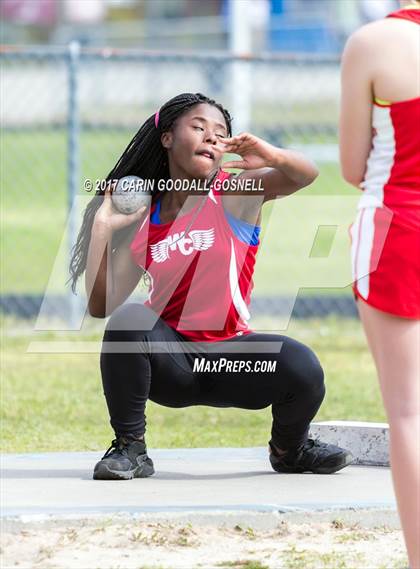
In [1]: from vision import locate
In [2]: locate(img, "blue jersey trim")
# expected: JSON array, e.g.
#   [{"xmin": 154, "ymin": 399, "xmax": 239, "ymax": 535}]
[
  {"xmin": 224, "ymin": 209, "xmax": 261, "ymax": 246},
  {"xmin": 150, "ymin": 196, "xmax": 261, "ymax": 245}
]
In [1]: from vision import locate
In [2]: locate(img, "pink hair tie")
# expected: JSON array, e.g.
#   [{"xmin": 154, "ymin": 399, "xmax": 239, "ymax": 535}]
[{"xmin": 154, "ymin": 110, "xmax": 160, "ymax": 128}]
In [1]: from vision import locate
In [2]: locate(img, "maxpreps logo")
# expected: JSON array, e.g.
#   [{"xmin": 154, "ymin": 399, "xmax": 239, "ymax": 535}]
[{"xmin": 150, "ymin": 228, "xmax": 215, "ymax": 263}]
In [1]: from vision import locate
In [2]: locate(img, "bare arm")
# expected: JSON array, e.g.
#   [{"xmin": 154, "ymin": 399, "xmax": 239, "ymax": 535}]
[
  {"xmin": 222, "ymin": 135, "xmax": 318, "ymax": 201},
  {"xmin": 85, "ymin": 221, "xmax": 144, "ymax": 318},
  {"xmin": 238, "ymin": 152, "xmax": 319, "ymax": 205},
  {"xmin": 85, "ymin": 185, "xmax": 147, "ymax": 318},
  {"xmin": 339, "ymin": 27, "xmax": 374, "ymax": 188},
  {"xmin": 220, "ymin": 133, "xmax": 319, "ymax": 222}
]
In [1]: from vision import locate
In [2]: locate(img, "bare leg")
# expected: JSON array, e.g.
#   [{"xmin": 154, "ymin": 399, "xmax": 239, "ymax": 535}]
[{"xmin": 358, "ymin": 299, "xmax": 420, "ymax": 569}]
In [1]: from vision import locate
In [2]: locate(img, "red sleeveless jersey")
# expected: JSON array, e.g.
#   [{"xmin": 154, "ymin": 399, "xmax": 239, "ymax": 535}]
[
  {"xmin": 358, "ymin": 8, "xmax": 420, "ymax": 229},
  {"xmin": 387, "ymin": 7, "xmax": 420, "ymax": 24},
  {"xmin": 350, "ymin": 7, "xmax": 420, "ymax": 318},
  {"xmin": 130, "ymin": 170, "xmax": 259, "ymax": 342}
]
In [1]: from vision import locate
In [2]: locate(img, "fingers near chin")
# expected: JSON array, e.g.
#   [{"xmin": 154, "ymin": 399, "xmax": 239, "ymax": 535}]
[{"xmin": 222, "ymin": 162, "xmax": 243, "ymax": 169}]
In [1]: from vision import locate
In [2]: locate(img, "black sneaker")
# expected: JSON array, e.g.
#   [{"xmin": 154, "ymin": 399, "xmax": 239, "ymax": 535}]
[
  {"xmin": 268, "ymin": 437, "xmax": 353, "ymax": 474},
  {"xmin": 93, "ymin": 436, "xmax": 155, "ymax": 480}
]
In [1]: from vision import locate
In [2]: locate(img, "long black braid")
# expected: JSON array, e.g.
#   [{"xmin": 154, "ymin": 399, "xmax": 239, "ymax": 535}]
[{"xmin": 68, "ymin": 92, "xmax": 233, "ymax": 294}]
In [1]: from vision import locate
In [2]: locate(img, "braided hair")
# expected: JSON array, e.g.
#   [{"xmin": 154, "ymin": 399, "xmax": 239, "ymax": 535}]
[{"xmin": 68, "ymin": 92, "xmax": 232, "ymax": 294}]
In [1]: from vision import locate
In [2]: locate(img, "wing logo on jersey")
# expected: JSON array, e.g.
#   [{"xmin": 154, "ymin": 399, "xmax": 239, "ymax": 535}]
[{"xmin": 150, "ymin": 228, "xmax": 215, "ymax": 263}]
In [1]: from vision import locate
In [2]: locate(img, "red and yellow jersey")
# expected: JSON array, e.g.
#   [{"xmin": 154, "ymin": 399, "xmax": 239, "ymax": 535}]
[
  {"xmin": 359, "ymin": 94, "xmax": 420, "ymax": 229},
  {"xmin": 386, "ymin": 6, "xmax": 420, "ymax": 24},
  {"xmin": 350, "ymin": 7, "xmax": 420, "ymax": 319},
  {"xmin": 358, "ymin": 5, "xmax": 420, "ymax": 230}
]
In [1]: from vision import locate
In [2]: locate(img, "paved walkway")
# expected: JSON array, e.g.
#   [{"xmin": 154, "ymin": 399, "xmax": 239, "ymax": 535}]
[{"xmin": 1, "ymin": 447, "xmax": 396, "ymax": 520}]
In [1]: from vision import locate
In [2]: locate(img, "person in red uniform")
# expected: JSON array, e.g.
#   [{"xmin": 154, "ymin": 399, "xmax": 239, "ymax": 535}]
[
  {"xmin": 340, "ymin": 3, "xmax": 420, "ymax": 567},
  {"xmin": 70, "ymin": 92, "xmax": 353, "ymax": 482},
  {"xmin": 129, "ymin": 168, "xmax": 257, "ymax": 343}
]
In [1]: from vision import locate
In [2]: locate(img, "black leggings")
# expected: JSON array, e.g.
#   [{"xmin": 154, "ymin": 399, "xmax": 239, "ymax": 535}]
[{"xmin": 100, "ymin": 303, "xmax": 326, "ymax": 450}]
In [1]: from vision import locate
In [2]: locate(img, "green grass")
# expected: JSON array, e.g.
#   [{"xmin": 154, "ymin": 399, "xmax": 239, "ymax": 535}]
[
  {"xmin": 1, "ymin": 129, "xmax": 129, "ymax": 294},
  {"xmin": 1, "ymin": 128, "xmax": 358, "ymax": 295},
  {"xmin": 1, "ymin": 315, "xmax": 385, "ymax": 453},
  {"xmin": 216, "ymin": 561, "xmax": 269, "ymax": 569},
  {"xmin": 281, "ymin": 544, "xmax": 359, "ymax": 569}
]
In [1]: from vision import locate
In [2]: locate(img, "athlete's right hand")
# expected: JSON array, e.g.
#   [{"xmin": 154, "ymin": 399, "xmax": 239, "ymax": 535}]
[{"xmin": 93, "ymin": 181, "xmax": 148, "ymax": 234}]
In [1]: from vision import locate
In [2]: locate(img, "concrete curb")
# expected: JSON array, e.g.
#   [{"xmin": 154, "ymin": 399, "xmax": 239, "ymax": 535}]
[
  {"xmin": 309, "ymin": 421, "xmax": 389, "ymax": 466},
  {"xmin": 2, "ymin": 508, "xmax": 400, "ymax": 531}
]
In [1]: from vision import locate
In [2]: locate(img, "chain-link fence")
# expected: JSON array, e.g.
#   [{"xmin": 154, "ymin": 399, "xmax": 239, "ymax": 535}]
[{"xmin": 1, "ymin": 44, "xmax": 359, "ymax": 324}]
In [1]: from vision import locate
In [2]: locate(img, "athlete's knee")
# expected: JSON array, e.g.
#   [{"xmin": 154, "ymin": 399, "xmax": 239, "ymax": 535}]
[
  {"xmin": 300, "ymin": 346, "xmax": 325, "ymax": 398},
  {"xmin": 280, "ymin": 339, "xmax": 325, "ymax": 398},
  {"xmin": 386, "ymin": 399, "xmax": 420, "ymax": 422},
  {"xmin": 104, "ymin": 303, "xmax": 159, "ymax": 339}
]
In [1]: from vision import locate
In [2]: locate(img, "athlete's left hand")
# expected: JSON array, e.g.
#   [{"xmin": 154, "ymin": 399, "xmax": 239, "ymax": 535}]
[{"xmin": 220, "ymin": 133, "xmax": 282, "ymax": 170}]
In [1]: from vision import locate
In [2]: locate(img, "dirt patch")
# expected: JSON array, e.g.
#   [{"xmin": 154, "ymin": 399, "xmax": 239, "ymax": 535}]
[{"xmin": 1, "ymin": 517, "xmax": 407, "ymax": 569}]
